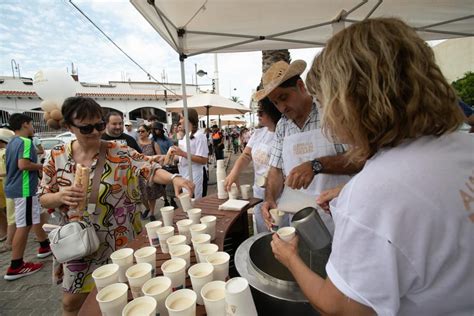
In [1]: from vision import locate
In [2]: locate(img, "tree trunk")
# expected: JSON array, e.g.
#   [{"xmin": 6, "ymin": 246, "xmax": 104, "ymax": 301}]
[{"xmin": 258, "ymin": 49, "xmax": 291, "ymax": 90}]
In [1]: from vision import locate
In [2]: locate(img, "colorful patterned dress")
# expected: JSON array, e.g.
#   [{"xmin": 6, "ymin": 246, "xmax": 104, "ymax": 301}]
[{"xmin": 40, "ymin": 141, "xmax": 161, "ymax": 293}]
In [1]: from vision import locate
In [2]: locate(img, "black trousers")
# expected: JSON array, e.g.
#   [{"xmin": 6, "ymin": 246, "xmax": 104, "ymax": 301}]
[{"xmin": 202, "ymin": 166, "xmax": 209, "ymax": 197}]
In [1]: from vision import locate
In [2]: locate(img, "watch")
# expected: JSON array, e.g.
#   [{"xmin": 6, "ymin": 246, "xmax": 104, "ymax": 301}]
[
  {"xmin": 170, "ymin": 174, "xmax": 182, "ymax": 181},
  {"xmin": 311, "ymin": 159, "xmax": 323, "ymax": 175}
]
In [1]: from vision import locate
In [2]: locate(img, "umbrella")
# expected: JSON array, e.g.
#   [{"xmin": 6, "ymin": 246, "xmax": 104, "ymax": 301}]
[{"xmin": 204, "ymin": 115, "xmax": 247, "ymax": 127}]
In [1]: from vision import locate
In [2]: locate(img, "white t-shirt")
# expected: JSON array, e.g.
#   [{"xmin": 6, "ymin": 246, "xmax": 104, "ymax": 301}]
[
  {"xmin": 247, "ymin": 127, "xmax": 275, "ymax": 199},
  {"xmin": 327, "ymin": 132, "xmax": 474, "ymax": 315}
]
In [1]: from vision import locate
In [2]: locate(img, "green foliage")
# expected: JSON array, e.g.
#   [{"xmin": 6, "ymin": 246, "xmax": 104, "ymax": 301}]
[{"xmin": 452, "ymin": 72, "xmax": 474, "ymax": 105}]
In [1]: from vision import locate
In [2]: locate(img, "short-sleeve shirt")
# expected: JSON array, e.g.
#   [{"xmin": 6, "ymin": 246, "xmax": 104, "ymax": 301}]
[
  {"xmin": 154, "ymin": 136, "xmax": 174, "ymax": 154},
  {"xmin": 5, "ymin": 136, "xmax": 38, "ymax": 198},
  {"xmin": 101, "ymin": 133, "xmax": 142, "ymax": 153}
]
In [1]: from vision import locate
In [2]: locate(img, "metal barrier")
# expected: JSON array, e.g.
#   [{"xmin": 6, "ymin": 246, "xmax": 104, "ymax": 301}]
[{"xmin": 0, "ymin": 108, "xmax": 67, "ymax": 137}]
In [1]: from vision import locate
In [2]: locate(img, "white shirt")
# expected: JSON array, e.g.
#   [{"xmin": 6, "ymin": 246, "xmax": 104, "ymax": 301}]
[
  {"xmin": 327, "ymin": 132, "xmax": 474, "ymax": 316},
  {"xmin": 247, "ymin": 127, "xmax": 275, "ymax": 199}
]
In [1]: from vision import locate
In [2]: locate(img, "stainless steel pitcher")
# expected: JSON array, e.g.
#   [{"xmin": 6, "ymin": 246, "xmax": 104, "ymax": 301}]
[{"xmin": 291, "ymin": 207, "xmax": 332, "ymax": 251}]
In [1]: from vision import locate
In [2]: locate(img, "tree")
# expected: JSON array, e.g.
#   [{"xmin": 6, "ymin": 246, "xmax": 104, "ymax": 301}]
[
  {"xmin": 452, "ymin": 72, "xmax": 474, "ymax": 106},
  {"xmin": 258, "ymin": 49, "xmax": 292, "ymax": 91},
  {"xmin": 230, "ymin": 96, "xmax": 243, "ymax": 104}
]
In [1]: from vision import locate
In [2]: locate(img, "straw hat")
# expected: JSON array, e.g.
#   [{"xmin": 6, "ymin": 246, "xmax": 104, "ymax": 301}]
[
  {"xmin": 255, "ymin": 60, "xmax": 306, "ymax": 101},
  {"xmin": 0, "ymin": 128, "xmax": 15, "ymax": 143}
]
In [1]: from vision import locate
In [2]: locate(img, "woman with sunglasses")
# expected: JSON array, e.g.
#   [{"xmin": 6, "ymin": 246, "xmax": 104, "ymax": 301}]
[
  {"xmin": 224, "ymin": 98, "xmax": 281, "ymax": 233},
  {"xmin": 39, "ymin": 97, "xmax": 194, "ymax": 315}
]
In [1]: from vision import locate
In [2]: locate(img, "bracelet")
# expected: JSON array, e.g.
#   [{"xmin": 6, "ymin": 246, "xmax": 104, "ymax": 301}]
[{"xmin": 171, "ymin": 174, "xmax": 182, "ymax": 181}]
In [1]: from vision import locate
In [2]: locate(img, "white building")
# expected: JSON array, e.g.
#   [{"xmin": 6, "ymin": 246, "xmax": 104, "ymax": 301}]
[{"xmin": 433, "ymin": 37, "xmax": 474, "ymax": 83}]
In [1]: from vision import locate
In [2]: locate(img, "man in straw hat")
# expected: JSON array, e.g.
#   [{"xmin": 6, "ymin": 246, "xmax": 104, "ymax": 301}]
[{"xmin": 255, "ymin": 60, "xmax": 363, "ymax": 231}]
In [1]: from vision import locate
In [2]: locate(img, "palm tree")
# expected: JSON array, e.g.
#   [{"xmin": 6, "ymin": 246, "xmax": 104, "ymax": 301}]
[
  {"xmin": 257, "ymin": 49, "xmax": 291, "ymax": 92},
  {"xmin": 230, "ymin": 96, "xmax": 243, "ymax": 104}
]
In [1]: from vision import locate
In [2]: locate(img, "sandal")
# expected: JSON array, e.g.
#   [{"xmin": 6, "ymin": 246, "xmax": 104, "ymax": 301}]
[
  {"xmin": 0, "ymin": 243, "xmax": 12, "ymax": 253},
  {"xmin": 0, "ymin": 235, "xmax": 6, "ymax": 242}
]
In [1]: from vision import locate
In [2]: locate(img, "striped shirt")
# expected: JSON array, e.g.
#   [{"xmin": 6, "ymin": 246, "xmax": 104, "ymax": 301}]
[{"xmin": 5, "ymin": 136, "xmax": 38, "ymax": 198}]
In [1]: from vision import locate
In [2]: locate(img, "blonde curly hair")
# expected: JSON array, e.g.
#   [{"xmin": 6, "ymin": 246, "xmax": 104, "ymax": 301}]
[{"xmin": 306, "ymin": 18, "xmax": 464, "ymax": 163}]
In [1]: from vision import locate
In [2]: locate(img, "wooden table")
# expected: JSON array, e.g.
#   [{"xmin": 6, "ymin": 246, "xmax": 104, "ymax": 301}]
[{"xmin": 78, "ymin": 194, "xmax": 261, "ymax": 316}]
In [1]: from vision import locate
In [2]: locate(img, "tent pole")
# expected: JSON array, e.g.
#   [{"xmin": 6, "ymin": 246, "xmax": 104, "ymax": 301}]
[
  {"xmin": 179, "ymin": 59, "xmax": 193, "ymax": 183},
  {"xmin": 206, "ymin": 106, "xmax": 210, "ymax": 130}
]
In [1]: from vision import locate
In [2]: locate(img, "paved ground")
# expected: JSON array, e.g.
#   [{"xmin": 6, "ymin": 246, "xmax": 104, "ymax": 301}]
[{"xmin": 0, "ymin": 149, "xmax": 254, "ymax": 315}]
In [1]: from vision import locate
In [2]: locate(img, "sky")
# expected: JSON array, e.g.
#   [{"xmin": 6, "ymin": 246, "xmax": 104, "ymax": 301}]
[{"xmin": 0, "ymin": 0, "xmax": 323, "ymax": 106}]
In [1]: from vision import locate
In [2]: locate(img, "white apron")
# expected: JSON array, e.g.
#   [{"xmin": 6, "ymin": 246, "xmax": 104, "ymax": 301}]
[
  {"xmin": 178, "ymin": 138, "xmax": 204, "ymax": 199},
  {"xmin": 251, "ymin": 141, "xmax": 272, "ymax": 199}
]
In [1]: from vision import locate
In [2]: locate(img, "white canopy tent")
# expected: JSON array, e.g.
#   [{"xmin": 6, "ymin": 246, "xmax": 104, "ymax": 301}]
[{"xmin": 131, "ymin": 0, "xmax": 474, "ymax": 180}]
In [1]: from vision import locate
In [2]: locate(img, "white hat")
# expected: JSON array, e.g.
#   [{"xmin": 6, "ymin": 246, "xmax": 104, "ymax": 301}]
[{"xmin": 0, "ymin": 128, "xmax": 15, "ymax": 143}]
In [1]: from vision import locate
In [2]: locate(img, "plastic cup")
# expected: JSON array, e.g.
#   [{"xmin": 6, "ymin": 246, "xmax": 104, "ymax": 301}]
[
  {"xmin": 228, "ymin": 183, "xmax": 239, "ymax": 200},
  {"xmin": 195, "ymin": 243, "xmax": 219, "ymax": 265},
  {"xmin": 160, "ymin": 206, "xmax": 175, "ymax": 227},
  {"xmin": 277, "ymin": 226, "xmax": 296, "ymax": 242},
  {"xmin": 126, "ymin": 263, "xmax": 153, "ymax": 298},
  {"xmin": 161, "ymin": 258, "xmax": 187, "ymax": 291},
  {"xmin": 176, "ymin": 219, "xmax": 193, "ymax": 244},
  {"xmin": 122, "ymin": 296, "xmax": 157, "ymax": 316},
  {"xmin": 225, "ymin": 277, "xmax": 258, "ymax": 316},
  {"xmin": 178, "ymin": 193, "xmax": 193, "ymax": 212},
  {"xmin": 240, "ymin": 184, "xmax": 251, "ymax": 199},
  {"xmin": 188, "ymin": 263, "xmax": 214, "ymax": 305},
  {"xmin": 216, "ymin": 178, "xmax": 226, "ymax": 193},
  {"xmin": 134, "ymin": 246, "xmax": 157, "ymax": 277},
  {"xmin": 157, "ymin": 226, "xmax": 175, "ymax": 254},
  {"xmin": 169, "ymin": 244, "xmax": 191, "ymax": 270},
  {"xmin": 92, "ymin": 263, "xmax": 120, "ymax": 291},
  {"xmin": 142, "ymin": 276, "xmax": 172, "ymax": 316},
  {"xmin": 200, "ymin": 215, "xmax": 217, "ymax": 240},
  {"xmin": 189, "ymin": 223, "xmax": 207, "ymax": 239},
  {"xmin": 145, "ymin": 221, "xmax": 163, "ymax": 247},
  {"xmin": 269, "ymin": 209, "xmax": 285, "ymax": 231},
  {"xmin": 110, "ymin": 248, "xmax": 134, "ymax": 283},
  {"xmin": 187, "ymin": 208, "xmax": 202, "ymax": 225},
  {"xmin": 166, "ymin": 235, "xmax": 187, "ymax": 253},
  {"xmin": 96, "ymin": 283, "xmax": 129, "ymax": 316},
  {"xmin": 191, "ymin": 234, "xmax": 211, "ymax": 260},
  {"xmin": 255, "ymin": 175, "xmax": 266, "ymax": 188},
  {"xmin": 206, "ymin": 252, "xmax": 230, "ymax": 282},
  {"xmin": 201, "ymin": 280, "xmax": 226, "ymax": 316},
  {"xmin": 216, "ymin": 159, "xmax": 225, "ymax": 170},
  {"xmin": 165, "ymin": 288, "xmax": 197, "ymax": 316}
]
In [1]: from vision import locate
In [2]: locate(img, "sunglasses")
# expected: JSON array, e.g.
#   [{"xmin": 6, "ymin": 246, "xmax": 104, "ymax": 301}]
[
  {"xmin": 137, "ymin": 130, "xmax": 147, "ymax": 134},
  {"xmin": 70, "ymin": 121, "xmax": 106, "ymax": 134}
]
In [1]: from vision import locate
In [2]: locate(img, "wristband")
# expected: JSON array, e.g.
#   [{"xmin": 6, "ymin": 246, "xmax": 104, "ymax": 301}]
[{"xmin": 171, "ymin": 174, "xmax": 182, "ymax": 181}]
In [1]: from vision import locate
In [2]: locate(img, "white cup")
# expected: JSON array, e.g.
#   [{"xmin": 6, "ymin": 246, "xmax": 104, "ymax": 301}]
[
  {"xmin": 160, "ymin": 206, "xmax": 175, "ymax": 227},
  {"xmin": 195, "ymin": 243, "xmax": 219, "ymax": 265},
  {"xmin": 110, "ymin": 248, "xmax": 134, "ymax": 283},
  {"xmin": 157, "ymin": 226, "xmax": 175, "ymax": 254},
  {"xmin": 255, "ymin": 175, "xmax": 266, "ymax": 188},
  {"xmin": 240, "ymin": 184, "xmax": 251, "ymax": 199},
  {"xmin": 165, "ymin": 288, "xmax": 197, "ymax": 316},
  {"xmin": 126, "ymin": 263, "xmax": 153, "ymax": 299},
  {"xmin": 134, "ymin": 246, "xmax": 157, "ymax": 277},
  {"xmin": 96, "ymin": 282, "xmax": 129, "ymax": 316},
  {"xmin": 169, "ymin": 244, "xmax": 191, "ymax": 270},
  {"xmin": 191, "ymin": 234, "xmax": 211, "ymax": 260},
  {"xmin": 145, "ymin": 221, "xmax": 163, "ymax": 247},
  {"xmin": 189, "ymin": 224, "xmax": 207, "ymax": 239},
  {"xmin": 201, "ymin": 280, "xmax": 226, "ymax": 316},
  {"xmin": 217, "ymin": 180, "xmax": 228, "ymax": 199},
  {"xmin": 166, "ymin": 235, "xmax": 187, "ymax": 253},
  {"xmin": 188, "ymin": 262, "xmax": 214, "ymax": 305},
  {"xmin": 228, "ymin": 183, "xmax": 239, "ymax": 200},
  {"xmin": 206, "ymin": 252, "xmax": 230, "ymax": 282},
  {"xmin": 187, "ymin": 208, "xmax": 202, "ymax": 225},
  {"xmin": 142, "ymin": 276, "xmax": 172, "ymax": 316},
  {"xmin": 225, "ymin": 277, "xmax": 258, "ymax": 316},
  {"xmin": 176, "ymin": 219, "xmax": 193, "ymax": 244},
  {"xmin": 277, "ymin": 226, "xmax": 296, "ymax": 242},
  {"xmin": 122, "ymin": 296, "xmax": 157, "ymax": 316},
  {"xmin": 269, "ymin": 208, "xmax": 285, "ymax": 231},
  {"xmin": 92, "ymin": 263, "xmax": 120, "ymax": 291},
  {"xmin": 161, "ymin": 258, "xmax": 187, "ymax": 291},
  {"xmin": 200, "ymin": 215, "xmax": 217, "ymax": 240},
  {"xmin": 178, "ymin": 193, "xmax": 193, "ymax": 212},
  {"xmin": 216, "ymin": 159, "xmax": 225, "ymax": 170}
]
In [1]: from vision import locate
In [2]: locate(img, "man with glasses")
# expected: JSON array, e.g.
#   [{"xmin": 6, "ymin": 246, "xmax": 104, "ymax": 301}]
[
  {"xmin": 124, "ymin": 121, "xmax": 138, "ymax": 140},
  {"xmin": 101, "ymin": 112, "xmax": 142, "ymax": 153}
]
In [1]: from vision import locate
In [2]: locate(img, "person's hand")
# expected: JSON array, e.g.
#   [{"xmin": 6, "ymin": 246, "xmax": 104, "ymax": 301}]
[
  {"xmin": 172, "ymin": 176, "xmax": 195, "ymax": 197},
  {"xmin": 262, "ymin": 200, "xmax": 277, "ymax": 230},
  {"xmin": 285, "ymin": 161, "xmax": 314, "ymax": 190},
  {"xmin": 58, "ymin": 186, "xmax": 85, "ymax": 208},
  {"xmin": 171, "ymin": 146, "xmax": 186, "ymax": 158},
  {"xmin": 224, "ymin": 172, "xmax": 239, "ymax": 192},
  {"xmin": 271, "ymin": 233, "xmax": 299, "ymax": 268},
  {"xmin": 316, "ymin": 184, "xmax": 345, "ymax": 213}
]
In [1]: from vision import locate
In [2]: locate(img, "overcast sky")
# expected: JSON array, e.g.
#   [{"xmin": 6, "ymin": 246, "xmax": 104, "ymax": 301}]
[{"xmin": 0, "ymin": 0, "xmax": 324, "ymax": 106}]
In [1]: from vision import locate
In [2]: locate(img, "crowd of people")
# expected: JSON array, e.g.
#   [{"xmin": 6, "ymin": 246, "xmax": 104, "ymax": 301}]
[{"xmin": 0, "ymin": 17, "xmax": 472, "ymax": 316}]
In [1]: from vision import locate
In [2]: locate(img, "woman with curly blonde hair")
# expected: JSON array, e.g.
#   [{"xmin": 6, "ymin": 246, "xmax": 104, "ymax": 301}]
[{"xmin": 271, "ymin": 18, "xmax": 473, "ymax": 315}]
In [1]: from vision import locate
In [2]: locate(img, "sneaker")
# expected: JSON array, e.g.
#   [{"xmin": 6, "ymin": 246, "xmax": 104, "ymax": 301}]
[
  {"xmin": 37, "ymin": 245, "xmax": 52, "ymax": 259},
  {"xmin": 4, "ymin": 262, "xmax": 44, "ymax": 281}
]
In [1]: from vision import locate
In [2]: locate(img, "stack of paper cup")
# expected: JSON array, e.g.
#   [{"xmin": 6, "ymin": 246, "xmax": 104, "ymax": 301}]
[
  {"xmin": 96, "ymin": 283, "xmax": 129, "ymax": 316},
  {"xmin": 228, "ymin": 183, "xmax": 239, "ymax": 200},
  {"xmin": 134, "ymin": 246, "xmax": 157, "ymax": 277},
  {"xmin": 225, "ymin": 277, "xmax": 258, "ymax": 316},
  {"xmin": 200, "ymin": 215, "xmax": 217, "ymax": 240},
  {"xmin": 165, "ymin": 289, "xmax": 197, "ymax": 316},
  {"xmin": 195, "ymin": 243, "xmax": 219, "ymax": 264},
  {"xmin": 188, "ymin": 263, "xmax": 214, "ymax": 305},
  {"xmin": 176, "ymin": 219, "xmax": 193, "ymax": 244},
  {"xmin": 157, "ymin": 226, "xmax": 175, "ymax": 254},
  {"xmin": 166, "ymin": 235, "xmax": 187, "ymax": 253},
  {"xmin": 122, "ymin": 296, "xmax": 157, "ymax": 316},
  {"xmin": 169, "ymin": 244, "xmax": 191, "ymax": 269},
  {"xmin": 126, "ymin": 263, "xmax": 153, "ymax": 299},
  {"xmin": 160, "ymin": 206, "xmax": 175, "ymax": 227},
  {"xmin": 145, "ymin": 221, "xmax": 163, "ymax": 247},
  {"xmin": 269, "ymin": 209, "xmax": 285, "ymax": 232},
  {"xmin": 191, "ymin": 234, "xmax": 211, "ymax": 258},
  {"xmin": 201, "ymin": 280, "xmax": 226, "ymax": 316},
  {"xmin": 178, "ymin": 193, "xmax": 193, "ymax": 212},
  {"xmin": 217, "ymin": 180, "xmax": 228, "ymax": 200},
  {"xmin": 216, "ymin": 159, "xmax": 225, "ymax": 170},
  {"xmin": 206, "ymin": 252, "xmax": 230, "ymax": 281},
  {"xmin": 142, "ymin": 276, "xmax": 172, "ymax": 316},
  {"xmin": 189, "ymin": 224, "xmax": 207, "ymax": 239},
  {"xmin": 92, "ymin": 263, "xmax": 120, "ymax": 291},
  {"xmin": 240, "ymin": 184, "xmax": 251, "ymax": 200},
  {"xmin": 110, "ymin": 248, "xmax": 134, "ymax": 283},
  {"xmin": 187, "ymin": 208, "xmax": 202, "ymax": 225},
  {"xmin": 161, "ymin": 258, "xmax": 187, "ymax": 291}
]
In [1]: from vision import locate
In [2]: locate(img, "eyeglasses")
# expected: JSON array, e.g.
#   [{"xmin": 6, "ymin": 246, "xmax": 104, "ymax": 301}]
[
  {"xmin": 69, "ymin": 121, "xmax": 106, "ymax": 134},
  {"xmin": 137, "ymin": 130, "xmax": 147, "ymax": 134}
]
